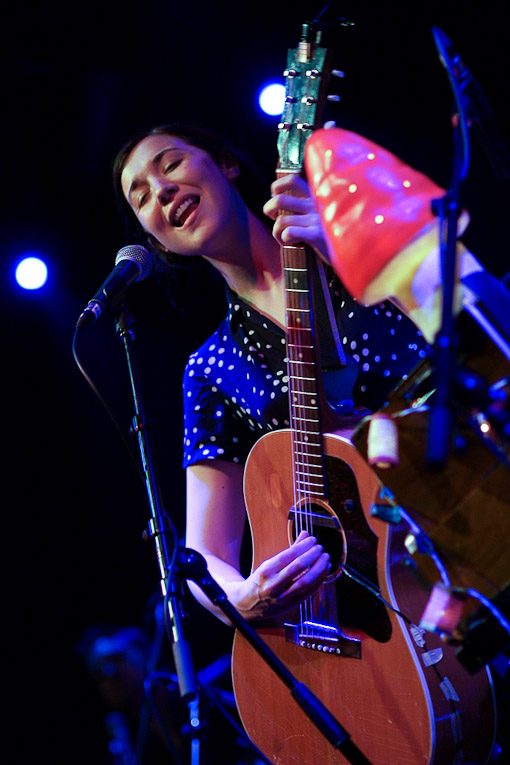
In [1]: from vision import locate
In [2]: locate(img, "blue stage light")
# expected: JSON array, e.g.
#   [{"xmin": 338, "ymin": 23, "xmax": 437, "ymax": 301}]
[
  {"xmin": 14, "ymin": 255, "xmax": 49, "ymax": 290},
  {"xmin": 258, "ymin": 82, "xmax": 286, "ymax": 116}
]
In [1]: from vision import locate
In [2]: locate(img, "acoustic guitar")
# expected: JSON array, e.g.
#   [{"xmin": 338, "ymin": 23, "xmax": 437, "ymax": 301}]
[{"xmin": 232, "ymin": 24, "xmax": 496, "ymax": 764}]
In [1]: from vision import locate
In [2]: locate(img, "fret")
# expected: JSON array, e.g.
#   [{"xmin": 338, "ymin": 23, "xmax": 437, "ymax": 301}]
[
  {"xmin": 295, "ymin": 470, "xmax": 324, "ymax": 480},
  {"xmin": 294, "ymin": 451, "xmax": 322, "ymax": 462},
  {"xmin": 295, "ymin": 460, "xmax": 323, "ymax": 469},
  {"xmin": 289, "ymin": 375, "xmax": 317, "ymax": 383},
  {"xmin": 296, "ymin": 465, "xmax": 323, "ymax": 481},
  {"xmin": 288, "ymin": 359, "xmax": 315, "ymax": 367},
  {"xmin": 293, "ymin": 440, "xmax": 322, "ymax": 450},
  {"xmin": 296, "ymin": 470, "xmax": 322, "ymax": 481},
  {"xmin": 294, "ymin": 452, "xmax": 323, "ymax": 461},
  {"xmin": 289, "ymin": 373, "xmax": 316, "ymax": 382},
  {"xmin": 295, "ymin": 478, "xmax": 325, "ymax": 489},
  {"xmin": 287, "ymin": 334, "xmax": 313, "ymax": 349},
  {"xmin": 293, "ymin": 439, "xmax": 321, "ymax": 447},
  {"xmin": 293, "ymin": 493, "xmax": 327, "ymax": 503}
]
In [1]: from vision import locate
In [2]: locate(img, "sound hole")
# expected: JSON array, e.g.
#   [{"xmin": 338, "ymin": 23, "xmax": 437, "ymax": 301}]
[{"xmin": 288, "ymin": 501, "xmax": 346, "ymax": 575}]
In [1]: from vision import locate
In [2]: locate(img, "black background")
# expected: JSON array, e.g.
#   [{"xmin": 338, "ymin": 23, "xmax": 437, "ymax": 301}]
[{"xmin": 4, "ymin": 1, "xmax": 510, "ymax": 763}]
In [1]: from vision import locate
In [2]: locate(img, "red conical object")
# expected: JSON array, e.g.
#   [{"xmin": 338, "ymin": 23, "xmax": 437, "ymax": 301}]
[{"xmin": 305, "ymin": 127, "xmax": 446, "ymax": 301}]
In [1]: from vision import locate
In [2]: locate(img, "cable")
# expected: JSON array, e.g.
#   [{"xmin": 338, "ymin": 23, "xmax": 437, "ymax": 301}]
[{"xmin": 72, "ymin": 326, "xmax": 146, "ymax": 484}]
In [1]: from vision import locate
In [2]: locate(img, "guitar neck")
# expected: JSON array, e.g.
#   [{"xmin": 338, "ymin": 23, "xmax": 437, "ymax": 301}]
[
  {"xmin": 282, "ymin": 243, "xmax": 327, "ymax": 500},
  {"xmin": 276, "ymin": 25, "xmax": 335, "ymax": 504}
]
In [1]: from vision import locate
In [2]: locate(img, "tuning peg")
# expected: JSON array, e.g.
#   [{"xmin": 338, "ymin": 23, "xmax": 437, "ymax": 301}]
[
  {"xmin": 327, "ymin": 95, "xmax": 341, "ymax": 102},
  {"xmin": 332, "ymin": 69, "xmax": 345, "ymax": 78}
]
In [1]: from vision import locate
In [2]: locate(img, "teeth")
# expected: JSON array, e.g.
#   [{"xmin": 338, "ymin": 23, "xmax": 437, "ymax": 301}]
[{"xmin": 174, "ymin": 197, "xmax": 197, "ymax": 226}]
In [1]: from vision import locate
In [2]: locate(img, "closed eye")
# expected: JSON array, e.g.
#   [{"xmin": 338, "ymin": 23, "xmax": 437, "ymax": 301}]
[
  {"xmin": 163, "ymin": 159, "xmax": 181, "ymax": 173},
  {"xmin": 136, "ymin": 190, "xmax": 150, "ymax": 210}
]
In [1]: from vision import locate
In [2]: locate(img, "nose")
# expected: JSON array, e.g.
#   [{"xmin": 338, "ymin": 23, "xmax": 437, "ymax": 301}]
[{"xmin": 154, "ymin": 179, "xmax": 176, "ymax": 207}]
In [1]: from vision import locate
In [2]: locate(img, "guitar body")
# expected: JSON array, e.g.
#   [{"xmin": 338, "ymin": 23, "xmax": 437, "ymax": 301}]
[{"xmin": 232, "ymin": 428, "xmax": 496, "ymax": 764}]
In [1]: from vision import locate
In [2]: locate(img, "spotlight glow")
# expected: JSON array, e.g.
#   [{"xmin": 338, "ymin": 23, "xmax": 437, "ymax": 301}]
[
  {"xmin": 258, "ymin": 82, "xmax": 286, "ymax": 116},
  {"xmin": 15, "ymin": 256, "xmax": 49, "ymax": 290}
]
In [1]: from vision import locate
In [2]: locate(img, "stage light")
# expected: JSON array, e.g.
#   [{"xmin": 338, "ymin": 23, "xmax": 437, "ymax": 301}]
[
  {"xmin": 258, "ymin": 82, "xmax": 286, "ymax": 116},
  {"xmin": 14, "ymin": 255, "xmax": 49, "ymax": 290}
]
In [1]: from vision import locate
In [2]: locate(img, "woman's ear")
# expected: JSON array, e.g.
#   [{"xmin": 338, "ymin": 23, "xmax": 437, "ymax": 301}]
[{"xmin": 222, "ymin": 163, "xmax": 241, "ymax": 180}]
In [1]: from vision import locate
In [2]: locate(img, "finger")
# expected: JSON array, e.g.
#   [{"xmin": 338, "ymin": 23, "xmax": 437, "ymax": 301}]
[
  {"xmin": 268, "ymin": 542, "xmax": 326, "ymax": 598},
  {"xmin": 263, "ymin": 194, "xmax": 313, "ymax": 220},
  {"xmin": 277, "ymin": 224, "xmax": 325, "ymax": 252},
  {"xmin": 283, "ymin": 551, "xmax": 331, "ymax": 599},
  {"xmin": 283, "ymin": 542, "xmax": 328, "ymax": 582},
  {"xmin": 270, "ymin": 174, "xmax": 310, "ymax": 198},
  {"xmin": 259, "ymin": 533, "xmax": 318, "ymax": 580}
]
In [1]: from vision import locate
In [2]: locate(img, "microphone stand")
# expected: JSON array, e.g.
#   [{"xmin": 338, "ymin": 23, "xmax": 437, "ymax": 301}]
[
  {"xmin": 114, "ymin": 306, "xmax": 199, "ymax": 765},
  {"xmin": 426, "ymin": 28, "xmax": 472, "ymax": 466},
  {"xmin": 114, "ymin": 304, "xmax": 371, "ymax": 765},
  {"xmin": 427, "ymin": 27, "xmax": 510, "ymax": 466}
]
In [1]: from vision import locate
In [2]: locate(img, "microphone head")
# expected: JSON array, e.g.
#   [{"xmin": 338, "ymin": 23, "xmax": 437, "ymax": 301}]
[{"xmin": 115, "ymin": 245, "xmax": 153, "ymax": 281}]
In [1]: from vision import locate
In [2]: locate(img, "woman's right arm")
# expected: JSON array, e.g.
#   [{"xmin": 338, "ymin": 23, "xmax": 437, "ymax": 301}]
[{"xmin": 185, "ymin": 460, "xmax": 330, "ymax": 626}]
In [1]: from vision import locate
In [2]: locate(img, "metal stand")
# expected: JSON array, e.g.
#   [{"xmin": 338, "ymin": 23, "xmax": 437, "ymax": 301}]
[
  {"xmin": 427, "ymin": 27, "xmax": 510, "ymax": 466},
  {"xmin": 114, "ymin": 304, "xmax": 372, "ymax": 765}
]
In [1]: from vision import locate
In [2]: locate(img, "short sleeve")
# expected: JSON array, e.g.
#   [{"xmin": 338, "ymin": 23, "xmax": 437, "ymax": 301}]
[{"xmin": 182, "ymin": 351, "xmax": 257, "ymax": 469}]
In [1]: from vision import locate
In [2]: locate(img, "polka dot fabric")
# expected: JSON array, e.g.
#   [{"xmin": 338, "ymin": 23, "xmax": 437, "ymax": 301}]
[{"xmin": 182, "ymin": 275, "xmax": 429, "ymax": 468}]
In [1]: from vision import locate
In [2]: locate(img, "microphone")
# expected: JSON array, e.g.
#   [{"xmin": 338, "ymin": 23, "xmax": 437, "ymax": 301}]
[{"xmin": 76, "ymin": 245, "xmax": 153, "ymax": 328}]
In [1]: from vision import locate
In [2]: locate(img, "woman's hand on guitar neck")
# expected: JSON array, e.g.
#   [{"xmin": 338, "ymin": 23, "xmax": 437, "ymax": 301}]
[
  {"xmin": 233, "ymin": 530, "xmax": 331, "ymax": 622},
  {"xmin": 263, "ymin": 174, "xmax": 329, "ymax": 260}
]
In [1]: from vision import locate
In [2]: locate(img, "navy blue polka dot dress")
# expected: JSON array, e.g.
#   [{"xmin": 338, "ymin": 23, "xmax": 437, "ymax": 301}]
[{"xmin": 182, "ymin": 272, "xmax": 429, "ymax": 468}]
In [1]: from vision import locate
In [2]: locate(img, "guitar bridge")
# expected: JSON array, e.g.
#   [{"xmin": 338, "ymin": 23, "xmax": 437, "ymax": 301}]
[{"xmin": 284, "ymin": 620, "xmax": 361, "ymax": 659}]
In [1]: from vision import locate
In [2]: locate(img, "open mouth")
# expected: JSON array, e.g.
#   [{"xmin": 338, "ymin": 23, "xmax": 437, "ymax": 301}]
[{"xmin": 173, "ymin": 196, "xmax": 200, "ymax": 227}]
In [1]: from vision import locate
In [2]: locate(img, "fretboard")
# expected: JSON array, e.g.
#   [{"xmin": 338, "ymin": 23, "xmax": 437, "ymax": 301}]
[{"xmin": 282, "ymin": 244, "xmax": 326, "ymax": 500}]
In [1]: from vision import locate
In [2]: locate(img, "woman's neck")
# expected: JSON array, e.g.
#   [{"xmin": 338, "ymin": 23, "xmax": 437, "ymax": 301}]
[{"xmin": 203, "ymin": 209, "xmax": 286, "ymax": 326}]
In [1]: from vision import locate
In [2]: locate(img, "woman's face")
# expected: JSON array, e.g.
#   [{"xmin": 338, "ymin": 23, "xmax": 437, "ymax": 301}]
[{"xmin": 120, "ymin": 134, "xmax": 240, "ymax": 257}]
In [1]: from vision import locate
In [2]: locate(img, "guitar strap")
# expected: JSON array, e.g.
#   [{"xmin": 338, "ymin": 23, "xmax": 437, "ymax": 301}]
[
  {"xmin": 312, "ymin": 256, "xmax": 358, "ymax": 412},
  {"xmin": 311, "ymin": 255, "xmax": 347, "ymax": 368}
]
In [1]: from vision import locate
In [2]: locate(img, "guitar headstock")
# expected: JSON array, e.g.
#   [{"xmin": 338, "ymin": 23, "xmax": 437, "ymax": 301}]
[{"xmin": 277, "ymin": 23, "xmax": 338, "ymax": 174}]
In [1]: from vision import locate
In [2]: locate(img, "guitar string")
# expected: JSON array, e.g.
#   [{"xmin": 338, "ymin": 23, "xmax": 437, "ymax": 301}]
[
  {"xmin": 281, "ymin": 71, "xmax": 323, "ymax": 640},
  {"xmin": 285, "ymin": 246, "xmax": 307, "ymax": 635},
  {"xmin": 279, "ymin": 104, "xmax": 306, "ymax": 635},
  {"xmin": 288, "ymin": 246, "xmax": 317, "ymax": 638},
  {"xmin": 279, "ymin": 92, "xmax": 310, "ymax": 637},
  {"xmin": 297, "ymin": 246, "xmax": 312, "ymax": 637},
  {"xmin": 288, "ymin": 247, "xmax": 315, "ymax": 635}
]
